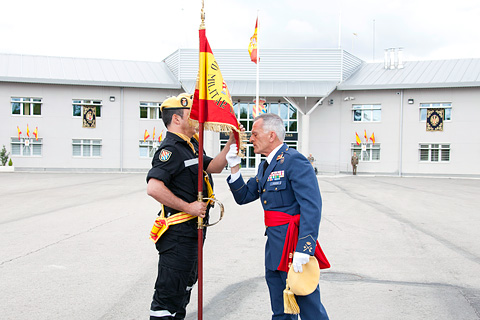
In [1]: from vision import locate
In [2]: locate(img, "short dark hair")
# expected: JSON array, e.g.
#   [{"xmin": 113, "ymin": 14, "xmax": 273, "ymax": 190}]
[{"xmin": 162, "ymin": 108, "xmax": 185, "ymax": 128}]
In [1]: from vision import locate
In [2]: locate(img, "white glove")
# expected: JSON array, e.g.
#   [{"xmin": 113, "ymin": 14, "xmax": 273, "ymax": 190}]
[
  {"xmin": 226, "ymin": 144, "xmax": 241, "ymax": 168},
  {"xmin": 292, "ymin": 252, "xmax": 310, "ymax": 273}
]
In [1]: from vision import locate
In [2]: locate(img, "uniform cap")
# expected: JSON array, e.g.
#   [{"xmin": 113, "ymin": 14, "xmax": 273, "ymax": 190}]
[
  {"xmin": 160, "ymin": 93, "xmax": 193, "ymax": 112},
  {"xmin": 287, "ymin": 256, "xmax": 320, "ymax": 296}
]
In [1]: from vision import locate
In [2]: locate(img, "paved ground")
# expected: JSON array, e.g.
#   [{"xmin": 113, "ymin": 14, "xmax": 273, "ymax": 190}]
[{"xmin": 1, "ymin": 172, "xmax": 480, "ymax": 320}]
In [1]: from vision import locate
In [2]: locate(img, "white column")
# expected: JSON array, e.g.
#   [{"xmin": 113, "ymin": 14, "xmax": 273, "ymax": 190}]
[{"xmin": 301, "ymin": 113, "xmax": 310, "ymax": 156}]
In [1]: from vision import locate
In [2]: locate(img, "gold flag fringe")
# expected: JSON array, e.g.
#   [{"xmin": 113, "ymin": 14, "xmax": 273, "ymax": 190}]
[{"xmin": 189, "ymin": 119, "xmax": 246, "ymax": 157}]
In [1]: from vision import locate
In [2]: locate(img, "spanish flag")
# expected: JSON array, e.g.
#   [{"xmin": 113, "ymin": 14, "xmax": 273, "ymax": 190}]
[
  {"xmin": 370, "ymin": 132, "xmax": 375, "ymax": 145},
  {"xmin": 144, "ymin": 129, "xmax": 150, "ymax": 142},
  {"xmin": 252, "ymin": 99, "xmax": 267, "ymax": 118},
  {"xmin": 158, "ymin": 131, "xmax": 163, "ymax": 143},
  {"xmin": 190, "ymin": 27, "xmax": 245, "ymax": 154},
  {"xmin": 152, "ymin": 127, "xmax": 155, "ymax": 141},
  {"xmin": 33, "ymin": 127, "xmax": 38, "ymax": 141},
  {"xmin": 355, "ymin": 132, "xmax": 361, "ymax": 145},
  {"xmin": 364, "ymin": 129, "xmax": 367, "ymax": 142},
  {"xmin": 17, "ymin": 126, "xmax": 22, "ymax": 140},
  {"xmin": 27, "ymin": 124, "xmax": 30, "ymax": 138},
  {"xmin": 248, "ymin": 18, "xmax": 258, "ymax": 63}
]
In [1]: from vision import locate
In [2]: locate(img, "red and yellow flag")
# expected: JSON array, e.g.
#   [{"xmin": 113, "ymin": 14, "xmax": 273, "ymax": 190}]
[
  {"xmin": 248, "ymin": 18, "xmax": 258, "ymax": 63},
  {"xmin": 17, "ymin": 126, "xmax": 22, "ymax": 140},
  {"xmin": 27, "ymin": 124, "xmax": 30, "ymax": 138},
  {"xmin": 190, "ymin": 28, "xmax": 245, "ymax": 154},
  {"xmin": 252, "ymin": 99, "xmax": 266, "ymax": 118},
  {"xmin": 158, "ymin": 131, "xmax": 163, "ymax": 143},
  {"xmin": 33, "ymin": 127, "xmax": 38, "ymax": 141},
  {"xmin": 355, "ymin": 132, "xmax": 361, "ymax": 145},
  {"xmin": 370, "ymin": 132, "xmax": 375, "ymax": 145},
  {"xmin": 364, "ymin": 129, "xmax": 367, "ymax": 142},
  {"xmin": 152, "ymin": 127, "xmax": 156, "ymax": 141},
  {"xmin": 144, "ymin": 129, "xmax": 150, "ymax": 142}
]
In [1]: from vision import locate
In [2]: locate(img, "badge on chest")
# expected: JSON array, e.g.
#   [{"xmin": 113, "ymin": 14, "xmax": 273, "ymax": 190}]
[{"xmin": 267, "ymin": 170, "xmax": 284, "ymax": 182}]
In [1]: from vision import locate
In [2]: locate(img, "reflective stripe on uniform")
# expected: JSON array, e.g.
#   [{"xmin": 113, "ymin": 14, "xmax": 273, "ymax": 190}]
[{"xmin": 150, "ymin": 309, "xmax": 176, "ymax": 317}]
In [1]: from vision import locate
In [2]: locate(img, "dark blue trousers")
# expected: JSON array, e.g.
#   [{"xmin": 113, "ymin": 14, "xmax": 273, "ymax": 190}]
[{"xmin": 265, "ymin": 268, "xmax": 329, "ymax": 320}]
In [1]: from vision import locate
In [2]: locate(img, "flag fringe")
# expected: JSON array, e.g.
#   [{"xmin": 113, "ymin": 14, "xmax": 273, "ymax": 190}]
[{"xmin": 189, "ymin": 119, "xmax": 247, "ymax": 157}]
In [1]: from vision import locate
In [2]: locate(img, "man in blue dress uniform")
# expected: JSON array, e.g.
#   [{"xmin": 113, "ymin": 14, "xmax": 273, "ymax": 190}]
[{"xmin": 225, "ymin": 113, "xmax": 329, "ymax": 320}]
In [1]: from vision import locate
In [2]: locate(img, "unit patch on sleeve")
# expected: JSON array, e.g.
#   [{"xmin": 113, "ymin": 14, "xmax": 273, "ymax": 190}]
[{"xmin": 159, "ymin": 149, "xmax": 172, "ymax": 162}]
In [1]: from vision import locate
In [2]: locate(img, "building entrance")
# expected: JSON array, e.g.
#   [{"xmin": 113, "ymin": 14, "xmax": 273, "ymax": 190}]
[{"xmin": 220, "ymin": 100, "xmax": 298, "ymax": 170}]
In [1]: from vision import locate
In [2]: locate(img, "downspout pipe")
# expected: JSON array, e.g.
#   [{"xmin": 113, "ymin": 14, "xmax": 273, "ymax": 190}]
[
  {"xmin": 120, "ymin": 87, "xmax": 124, "ymax": 172},
  {"xmin": 398, "ymin": 90, "xmax": 404, "ymax": 177}
]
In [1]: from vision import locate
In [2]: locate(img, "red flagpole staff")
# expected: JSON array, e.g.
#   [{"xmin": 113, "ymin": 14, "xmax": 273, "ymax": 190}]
[
  {"xmin": 191, "ymin": 2, "xmax": 246, "ymax": 319},
  {"xmin": 196, "ymin": 5, "xmax": 207, "ymax": 320}
]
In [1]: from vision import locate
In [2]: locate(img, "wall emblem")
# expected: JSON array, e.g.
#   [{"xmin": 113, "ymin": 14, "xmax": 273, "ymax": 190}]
[
  {"xmin": 83, "ymin": 106, "xmax": 96, "ymax": 128},
  {"xmin": 426, "ymin": 108, "xmax": 444, "ymax": 131}
]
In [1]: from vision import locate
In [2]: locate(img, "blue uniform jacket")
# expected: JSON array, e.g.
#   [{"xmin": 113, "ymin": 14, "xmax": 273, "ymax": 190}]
[{"xmin": 227, "ymin": 143, "xmax": 322, "ymax": 271}]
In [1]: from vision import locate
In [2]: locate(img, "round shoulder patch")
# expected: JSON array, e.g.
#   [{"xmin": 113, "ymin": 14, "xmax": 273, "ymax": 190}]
[{"xmin": 159, "ymin": 149, "xmax": 172, "ymax": 162}]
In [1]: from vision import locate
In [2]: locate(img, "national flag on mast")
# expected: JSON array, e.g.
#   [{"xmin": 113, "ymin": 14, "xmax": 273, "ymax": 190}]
[
  {"xmin": 370, "ymin": 132, "xmax": 375, "ymax": 145},
  {"xmin": 355, "ymin": 132, "xmax": 361, "ymax": 145},
  {"xmin": 144, "ymin": 129, "xmax": 150, "ymax": 142},
  {"xmin": 158, "ymin": 131, "xmax": 163, "ymax": 143},
  {"xmin": 27, "ymin": 124, "xmax": 30, "ymax": 138},
  {"xmin": 33, "ymin": 127, "xmax": 38, "ymax": 141},
  {"xmin": 152, "ymin": 127, "xmax": 155, "ymax": 141},
  {"xmin": 190, "ymin": 28, "xmax": 245, "ymax": 154},
  {"xmin": 252, "ymin": 98, "xmax": 266, "ymax": 118},
  {"xmin": 364, "ymin": 129, "xmax": 367, "ymax": 142},
  {"xmin": 248, "ymin": 18, "xmax": 258, "ymax": 63},
  {"xmin": 17, "ymin": 126, "xmax": 22, "ymax": 140}
]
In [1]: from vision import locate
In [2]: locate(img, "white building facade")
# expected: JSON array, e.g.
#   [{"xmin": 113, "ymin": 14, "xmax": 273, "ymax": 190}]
[{"xmin": 1, "ymin": 50, "xmax": 479, "ymax": 176}]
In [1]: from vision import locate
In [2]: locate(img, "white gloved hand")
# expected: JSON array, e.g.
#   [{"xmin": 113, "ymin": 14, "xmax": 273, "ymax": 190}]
[
  {"xmin": 292, "ymin": 252, "xmax": 310, "ymax": 273},
  {"xmin": 226, "ymin": 144, "xmax": 241, "ymax": 168}
]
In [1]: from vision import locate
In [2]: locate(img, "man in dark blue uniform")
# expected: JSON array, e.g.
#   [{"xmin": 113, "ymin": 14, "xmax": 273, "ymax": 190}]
[
  {"xmin": 146, "ymin": 93, "xmax": 235, "ymax": 319},
  {"xmin": 225, "ymin": 113, "xmax": 329, "ymax": 320}
]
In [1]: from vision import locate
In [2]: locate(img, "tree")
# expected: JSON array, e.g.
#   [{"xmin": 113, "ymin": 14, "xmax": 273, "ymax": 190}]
[{"xmin": 0, "ymin": 145, "xmax": 10, "ymax": 166}]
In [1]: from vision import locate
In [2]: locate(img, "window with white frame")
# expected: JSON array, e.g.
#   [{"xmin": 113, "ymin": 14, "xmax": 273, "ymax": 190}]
[
  {"xmin": 73, "ymin": 100, "xmax": 102, "ymax": 117},
  {"xmin": 353, "ymin": 104, "xmax": 381, "ymax": 122},
  {"xmin": 72, "ymin": 139, "xmax": 102, "ymax": 157},
  {"xmin": 140, "ymin": 102, "xmax": 162, "ymax": 119},
  {"xmin": 419, "ymin": 143, "xmax": 450, "ymax": 162},
  {"xmin": 11, "ymin": 97, "xmax": 42, "ymax": 116},
  {"xmin": 419, "ymin": 103, "xmax": 451, "ymax": 121},
  {"xmin": 11, "ymin": 137, "xmax": 43, "ymax": 156},
  {"xmin": 139, "ymin": 140, "xmax": 159, "ymax": 158},
  {"xmin": 351, "ymin": 143, "xmax": 380, "ymax": 161}
]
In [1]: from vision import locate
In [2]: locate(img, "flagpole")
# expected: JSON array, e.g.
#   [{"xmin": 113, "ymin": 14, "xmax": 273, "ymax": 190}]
[
  {"xmin": 197, "ymin": 4, "xmax": 205, "ymax": 320},
  {"xmin": 254, "ymin": 12, "xmax": 262, "ymax": 171},
  {"xmin": 255, "ymin": 12, "xmax": 260, "ymax": 109}
]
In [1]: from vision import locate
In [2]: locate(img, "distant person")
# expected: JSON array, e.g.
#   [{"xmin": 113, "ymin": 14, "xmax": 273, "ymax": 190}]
[
  {"xmin": 307, "ymin": 153, "xmax": 317, "ymax": 174},
  {"xmin": 351, "ymin": 152, "xmax": 358, "ymax": 175}
]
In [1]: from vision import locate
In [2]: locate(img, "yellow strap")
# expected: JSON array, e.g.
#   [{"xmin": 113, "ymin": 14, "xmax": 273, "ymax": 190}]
[{"xmin": 149, "ymin": 211, "xmax": 197, "ymax": 243}]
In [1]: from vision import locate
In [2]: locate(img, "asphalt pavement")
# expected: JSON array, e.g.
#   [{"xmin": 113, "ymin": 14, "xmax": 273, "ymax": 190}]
[{"xmin": 1, "ymin": 172, "xmax": 479, "ymax": 319}]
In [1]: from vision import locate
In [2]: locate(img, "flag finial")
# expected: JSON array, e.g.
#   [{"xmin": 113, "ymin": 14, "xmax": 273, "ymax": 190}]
[{"xmin": 200, "ymin": 0, "xmax": 205, "ymax": 29}]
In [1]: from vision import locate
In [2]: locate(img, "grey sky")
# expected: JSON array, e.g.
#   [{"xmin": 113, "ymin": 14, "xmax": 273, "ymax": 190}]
[{"xmin": 1, "ymin": 0, "xmax": 479, "ymax": 63}]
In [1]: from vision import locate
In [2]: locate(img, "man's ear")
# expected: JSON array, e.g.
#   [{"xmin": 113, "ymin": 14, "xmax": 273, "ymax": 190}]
[
  {"xmin": 269, "ymin": 131, "xmax": 277, "ymax": 142},
  {"xmin": 172, "ymin": 113, "xmax": 181, "ymax": 125}
]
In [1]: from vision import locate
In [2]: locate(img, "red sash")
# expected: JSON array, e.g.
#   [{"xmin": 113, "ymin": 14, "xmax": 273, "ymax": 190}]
[{"xmin": 264, "ymin": 210, "xmax": 330, "ymax": 272}]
